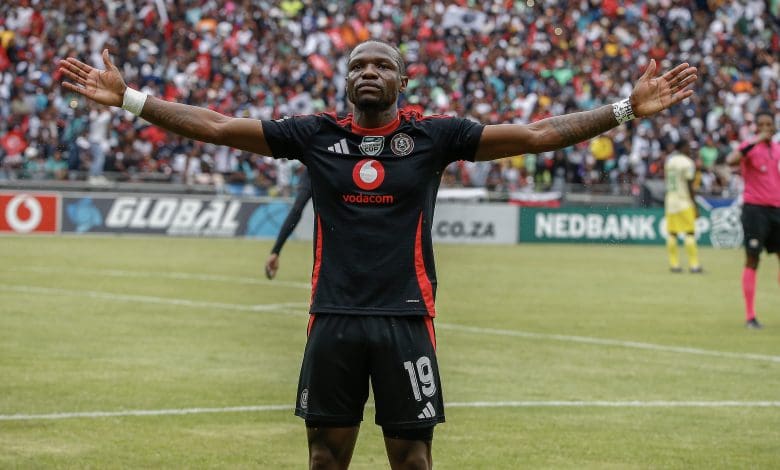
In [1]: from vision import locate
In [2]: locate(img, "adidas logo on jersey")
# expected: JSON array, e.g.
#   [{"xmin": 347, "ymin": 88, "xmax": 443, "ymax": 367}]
[
  {"xmin": 327, "ymin": 138, "xmax": 349, "ymax": 154},
  {"xmin": 417, "ymin": 402, "xmax": 436, "ymax": 419}
]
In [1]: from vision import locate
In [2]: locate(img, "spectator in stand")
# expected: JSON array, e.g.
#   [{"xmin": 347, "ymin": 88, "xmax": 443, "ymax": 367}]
[
  {"xmin": 0, "ymin": 123, "xmax": 26, "ymax": 178},
  {"xmin": 45, "ymin": 148, "xmax": 68, "ymax": 180},
  {"xmin": 62, "ymin": 105, "xmax": 88, "ymax": 179},
  {"xmin": 87, "ymin": 103, "xmax": 112, "ymax": 184},
  {"xmin": 699, "ymin": 134, "xmax": 719, "ymax": 171},
  {"xmin": 589, "ymin": 131, "xmax": 615, "ymax": 186}
]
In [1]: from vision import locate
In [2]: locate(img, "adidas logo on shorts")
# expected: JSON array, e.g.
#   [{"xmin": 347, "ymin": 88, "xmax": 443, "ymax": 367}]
[{"xmin": 417, "ymin": 401, "xmax": 436, "ymax": 419}]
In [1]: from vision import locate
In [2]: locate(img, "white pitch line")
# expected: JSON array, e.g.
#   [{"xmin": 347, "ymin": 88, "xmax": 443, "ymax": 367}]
[
  {"xmin": 2, "ymin": 401, "xmax": 780, "ymax": 421},
  {"xmin": 4, "ymin": 284, "xmax": 779, "ymax": 364},
  {"xmin": 0, "ymin": 285, "xmax": 309, "ymax": 315},
  {"xmin": 0, "ymin": 405, "xmax": 292, "ymax": 421},
  {"xmin": 15, "ymin": 266, "xmax": 312, "ymax": 290},
  {"xmin": 446, "ymin": 401, "xmax": 780, "ymax": 409},
  {"xmin": 437, "ymin": 323, "xmax": 780, "ymax": 364}
]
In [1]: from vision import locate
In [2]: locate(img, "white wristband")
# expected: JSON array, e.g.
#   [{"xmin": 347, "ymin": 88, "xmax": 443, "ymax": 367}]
[
  {"xmin": 612, "ymin": 98, "xmax": 635, "ymax": 125},
  {"xmin": 122, "ymin": 87, "xmax": 147, "ymax": 116}
]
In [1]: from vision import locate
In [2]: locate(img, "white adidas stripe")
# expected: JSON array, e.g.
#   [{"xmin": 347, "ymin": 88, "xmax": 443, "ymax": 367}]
[
  {"xmin": 328, "ymin": 138, "xmax": 349, "ymax": 154},
  {"xmin": 417, "ymin": 402, "xmax": 436, "ymax": 419}
]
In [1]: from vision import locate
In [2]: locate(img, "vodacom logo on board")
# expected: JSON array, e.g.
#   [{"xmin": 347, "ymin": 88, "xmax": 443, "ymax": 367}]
[{"xmin": 0, "ymin": 192, "xmax": 59, "ymax": 233}]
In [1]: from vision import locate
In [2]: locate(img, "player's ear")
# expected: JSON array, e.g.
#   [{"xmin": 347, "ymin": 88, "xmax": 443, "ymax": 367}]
[{"xmin": 399, "ymin": 75, "xmax": 408, "ymax": 93}]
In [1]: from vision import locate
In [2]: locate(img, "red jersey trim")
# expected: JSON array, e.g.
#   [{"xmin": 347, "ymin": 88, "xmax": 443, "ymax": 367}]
[
  {"xmin": 310, "ymin": 215, "xmax": 323, "ymax": 306},
  {"xmin": 350, "ymin": 114, "xmax": 401, "ymax": 136},
  {"xmin": 324, "ymin": 107, "xmax": 449, "ymax": 136},
  {"xmin": 424, "ymin": 316, "xmax": 437, "ymax": 350},
  {"xmin": 414, "ymin": 213, "xmax": 437, "ymax": 317},
  {"xmin": 307, "ymin": 314, "xmax": 316, "ymax": 337}
]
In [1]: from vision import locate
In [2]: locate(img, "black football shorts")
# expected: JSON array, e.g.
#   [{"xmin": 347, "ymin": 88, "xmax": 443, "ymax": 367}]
[
  {"xmin": 741, "ymin": 203, "xmax": 780, "ymax": 255},
  {"xmin": 294, "ymin": 314, "xmax": 444, "ymax": 429}
]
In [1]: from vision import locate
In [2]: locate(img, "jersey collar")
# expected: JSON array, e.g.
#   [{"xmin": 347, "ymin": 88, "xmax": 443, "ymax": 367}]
[{"xmin": 351, "ymin": 113, "xmax": 401, "ymax": 136}]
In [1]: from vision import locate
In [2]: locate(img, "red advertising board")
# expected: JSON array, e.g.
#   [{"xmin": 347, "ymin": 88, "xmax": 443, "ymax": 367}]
[{"xmin": 0, "ymin": 192, "xmax": 59, "ymax": 234}]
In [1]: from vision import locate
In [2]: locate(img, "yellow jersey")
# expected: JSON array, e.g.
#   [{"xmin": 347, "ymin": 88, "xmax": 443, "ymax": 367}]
[{"xmin": 664, "ymin": 152, "xmax": 695, "ymax": 214}]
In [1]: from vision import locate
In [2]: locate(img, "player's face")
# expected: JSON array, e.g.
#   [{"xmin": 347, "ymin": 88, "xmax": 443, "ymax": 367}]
[
  {"xmin": 756, "ymin": 114, "xmax": 775, "ymax": 135},
  {"xmin": 346, "ymin": 43, "xmax": 407, "ymax": 112}
]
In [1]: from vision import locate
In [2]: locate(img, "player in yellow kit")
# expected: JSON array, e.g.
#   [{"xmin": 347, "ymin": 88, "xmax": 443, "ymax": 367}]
[{"xmin": 664, "ymin": 141, "xmax": 702, "ymax": 273}]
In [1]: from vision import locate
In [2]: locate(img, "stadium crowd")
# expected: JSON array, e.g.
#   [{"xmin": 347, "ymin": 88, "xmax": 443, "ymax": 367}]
[{"xmin": 0, "ymin": 0, "xmax": 778, "ymax": 198}]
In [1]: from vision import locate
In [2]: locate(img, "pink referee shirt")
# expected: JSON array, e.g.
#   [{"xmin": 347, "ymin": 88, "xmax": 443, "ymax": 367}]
[{"xmin": 740, "ymin": 139, "xmax": 780, "ymax": 207}]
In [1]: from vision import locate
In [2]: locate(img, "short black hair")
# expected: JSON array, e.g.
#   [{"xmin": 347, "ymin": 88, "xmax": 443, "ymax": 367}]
[
  {"xmin": 674, "ymin": 139, "xmax": 690, "ymax": 152},
  {"xmin": 755, "ymin": 109, "xmax": 775, "ymax": 122},
  {"xmin": 349, "ymin": 40, "xmax": 406, "ymax": 76}
]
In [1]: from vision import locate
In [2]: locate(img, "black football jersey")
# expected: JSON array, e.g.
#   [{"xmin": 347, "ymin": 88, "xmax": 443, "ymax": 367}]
[{"xmin": 261, "ymin": 108, "xmax": 484, "ymax": 316}]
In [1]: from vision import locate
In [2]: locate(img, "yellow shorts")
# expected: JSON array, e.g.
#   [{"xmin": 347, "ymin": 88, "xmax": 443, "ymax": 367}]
[{"xmin": 666, "ymin": 206, "xmax": 696, "ymax": 234}]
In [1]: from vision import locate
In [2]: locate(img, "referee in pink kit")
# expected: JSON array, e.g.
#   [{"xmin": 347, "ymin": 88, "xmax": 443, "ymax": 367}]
[{"xmin": 727, "ymin": 110, "xmax": 780, "ymax": 329}]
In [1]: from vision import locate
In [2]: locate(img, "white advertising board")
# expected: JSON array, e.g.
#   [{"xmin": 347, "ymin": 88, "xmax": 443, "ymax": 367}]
[{"xmin": 292, "ymin": 202, "xmax": 518, "ymax": 245}]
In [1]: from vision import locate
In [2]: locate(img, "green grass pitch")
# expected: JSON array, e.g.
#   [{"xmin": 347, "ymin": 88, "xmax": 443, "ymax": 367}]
[{"xmin": 1, "ymin": 235, "xmax": 778, "ymax": 468}]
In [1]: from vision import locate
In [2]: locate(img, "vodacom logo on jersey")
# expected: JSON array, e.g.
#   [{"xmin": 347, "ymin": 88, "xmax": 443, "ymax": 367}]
[
  {"xmin": 352, "ymin": 159, "xmax": 385, "ymax": 190},
  {"xmin": 0, "ymin": 192, "xmax": 59, "ymax": 233},
  {"xmin": 343, "ymin": 159, "xmax": 394, "ymax": 205}
]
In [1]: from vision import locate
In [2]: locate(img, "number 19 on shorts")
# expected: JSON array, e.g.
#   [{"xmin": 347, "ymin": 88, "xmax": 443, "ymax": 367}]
[{"xmin": 403, "ymin": 356, "xmax": 436, "ymax": 401}]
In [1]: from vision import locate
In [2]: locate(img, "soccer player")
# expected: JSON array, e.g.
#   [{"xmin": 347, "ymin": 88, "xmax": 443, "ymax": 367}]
[
  {"xmin": 726, "ymin": 110, "xmax": 780, "ymax": 330},
  {"xmin": 59, "ymin": 42, "xmax": 697, "ymax": 469},
  {"xmin": 265, "ymin": 169, "xmax": 312, "ymax": 279},
  {"xmin": 664, "ymin": 141, "xmax": 702, "ymax": 273}
]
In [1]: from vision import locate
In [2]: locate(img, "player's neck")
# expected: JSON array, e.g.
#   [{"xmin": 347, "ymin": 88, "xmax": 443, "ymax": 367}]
[{"xmin": 352, "ymin": 105, "xmax": 398, "ymax": 130}]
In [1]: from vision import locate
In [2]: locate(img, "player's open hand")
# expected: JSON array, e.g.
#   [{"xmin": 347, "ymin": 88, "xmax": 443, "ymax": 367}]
[
  {"xmin": 59, "ymin": 49, "xmax": 126, "ymax": 108},
  {"xmin": 630, "ymin": 59, "xmax": 697, "ymax": 118}
]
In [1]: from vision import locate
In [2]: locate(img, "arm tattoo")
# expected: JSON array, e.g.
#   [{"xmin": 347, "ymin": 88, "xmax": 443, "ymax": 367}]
[
  {"xmin": 541, "ymin": 105, "xmax": 617, "ymax": 151},
  {"xmin": 140, "ymin": 97, "xmax": 221, "ymax": 143}
]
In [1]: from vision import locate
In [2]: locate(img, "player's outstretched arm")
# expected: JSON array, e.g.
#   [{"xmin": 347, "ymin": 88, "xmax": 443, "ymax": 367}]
[
  {"xmin": 475, "ymin": 59, "xmax": 697, "ymax": 161},
  {"xmin": 59, "ymin": 49, "xmax": 272, "ymax": 156}
]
